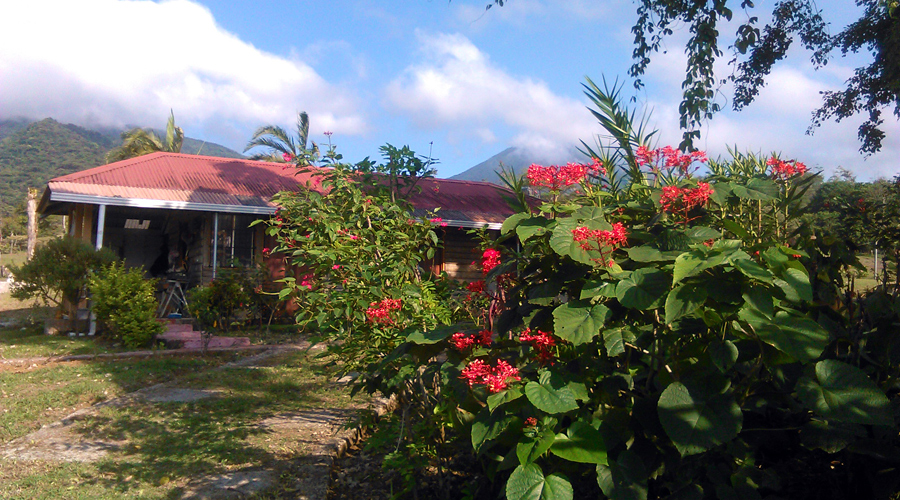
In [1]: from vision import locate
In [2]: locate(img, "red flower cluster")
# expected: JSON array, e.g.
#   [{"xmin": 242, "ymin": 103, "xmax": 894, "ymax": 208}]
[
  {"xmin": 365, "ymin": 298, "xmax": 402, "ymax": 324},
  {"xmin": 282, "ymin": 152, "xmax": 294, "ymax": 162},
  {"xmin": 636, "ymin": 146, "xmax": 708, "ymax": 172},
  {"xmin": 519, "ymin": 328, "xmax": 556, "ymax": 362},
  {"xmin": 524, "ymin": 417, "xmax": 538, "ymax": 427},
  {"xmin": 572, "ymin": 222, "xmax": 628, "ymax": 267},
  {"xmin": 466, "ymin": 280, "xmax": 485, "ymax": 294},
  {"xmin": 299, "ymin": 273, "xmax": 314, "ymax": 290},
  {"xmin": 451, "ymin": 330, "xmax": 492, "ymax": 350},
  {"xmin": 460, "ymin": 359, "xmax": 521, "ymax": 393},
  {"xmin": 659, "ymin": 182, "xmax": 714, "ymax": 214},
  {"xmin": 526, "ymin": 160, "xmax": 604, "ymax": 191},
  {"xmin": 481, "ymin": 249, "xmax": 502, "ymax": 275},
  {"xmin": 430, "ymin": 217, "xmax": 449, "ymax": 227},
  {"xmin": 767, "ymin": 156, "xmax": 808, "ymax": 179}
]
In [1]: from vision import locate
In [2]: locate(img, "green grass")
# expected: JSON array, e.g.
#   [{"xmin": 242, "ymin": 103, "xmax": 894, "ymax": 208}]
[
  {"xmin": 0, "ymin": 353, "xmax": 243, "ymax": 443},
  {"xmin": 0, "ymin": 321, "xmax": 130, "ymax": 359},
  {"xmin": 0, "ymin": 349, "xmax": 370, "ymax": 499}
]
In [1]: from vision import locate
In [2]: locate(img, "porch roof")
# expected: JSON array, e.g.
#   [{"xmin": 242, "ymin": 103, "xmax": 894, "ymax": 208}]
[{"xmin": 39, "ymin": 152, "xmax": 524, "ymax": 229}]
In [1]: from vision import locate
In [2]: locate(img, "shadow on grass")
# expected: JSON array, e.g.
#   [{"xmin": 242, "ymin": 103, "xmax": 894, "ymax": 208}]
[{"xmin": 68, "ymin": 359, "xmax": 345, "ymax": 497}]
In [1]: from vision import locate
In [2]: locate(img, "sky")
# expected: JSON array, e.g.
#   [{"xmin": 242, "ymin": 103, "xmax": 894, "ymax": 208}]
[{"xmin": 0, "ymin": 0, "xmax": 896, "ymax": 180}]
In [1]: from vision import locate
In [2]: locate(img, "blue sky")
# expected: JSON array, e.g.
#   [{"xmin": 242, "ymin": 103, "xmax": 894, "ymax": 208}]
[{"xmin": 1, "ymin": 0, "xmax": 896, "ymax": 180}]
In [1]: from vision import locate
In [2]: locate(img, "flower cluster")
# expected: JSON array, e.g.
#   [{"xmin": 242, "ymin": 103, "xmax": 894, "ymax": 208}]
[
  {"xmin": 429, "ymin": 217, "xmax": 449, "ymax": 227},
  {"xmin": 481, "ymin": 249, "xmax": 502, "ymax": 275},
  {"xmin": 519, "ymin": 328, "xmax": 556, "ymax": 362},
  {"xmin": 282, "ymin": 152, "xmax": 294, "ymax": 162},
  {"xmin": 526, "ymin": 160, "xmax": 604, "ymax": 191},
  {"xmin": 460, "ymin": 359, "xmax": 521, "ymax": 393},
  {"xmin": 659, "ymin": 183, "xmax": 714, "ymax": 220},
  {"xmin": 299, "ymin": 273, "xmax": 314, "ymax": 290},
  {"xmin": 451, "ymin": 330, "xmax": 492, "ymax": 350},
  {"xmin": 636, "ymin": 146, "xmax": 708, "ymax": 172},
  {"xmin": 365, "ymin": 298, "xmax": 402, "ymax": 324},
  {"xmin": 767, "ymin": 156, "xmax": 808, "ymax": 179},
  {"xmin": 572, "ymin": 222, "xmax": 628, "ymax": 267}
]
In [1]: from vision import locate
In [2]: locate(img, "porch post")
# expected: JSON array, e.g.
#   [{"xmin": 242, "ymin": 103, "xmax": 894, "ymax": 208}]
[
  {"xmin": 95, "ymin": 204, "xmax": 106, "ymax": 250},
  {"xmin": 212, "ymin": 213, "xmax": 219, "ymax": 279}
]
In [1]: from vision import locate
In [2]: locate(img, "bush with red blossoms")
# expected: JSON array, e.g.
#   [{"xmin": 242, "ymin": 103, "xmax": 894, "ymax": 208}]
[{"xmin": 767, "ymin": 156, "xmax": 809, "ymax": 179}]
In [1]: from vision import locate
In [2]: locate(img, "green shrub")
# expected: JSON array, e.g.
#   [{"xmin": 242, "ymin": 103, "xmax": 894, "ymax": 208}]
[
  {"xmin": 10, "ymin": 237, "xmax": 116, "ymax": 318},
  {"xmin": 89, "ymin": 261, "xmax": 163, "ymax": 348},
  {"xmin": 187, "ymin": 266, "xmax": 252, "ymax": 335}
]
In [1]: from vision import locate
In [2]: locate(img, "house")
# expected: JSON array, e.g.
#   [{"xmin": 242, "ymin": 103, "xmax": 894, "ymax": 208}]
[{"xmin": 38, "ymin": 152, "xmax": 524, "ymax": 286}]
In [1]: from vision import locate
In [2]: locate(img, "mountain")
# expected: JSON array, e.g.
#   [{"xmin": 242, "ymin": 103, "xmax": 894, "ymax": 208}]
[
  {"xmin": 0, "ymin": 117, "xmax": 244, "ymax": 216},
  {"xmin": 451, "ymin": 146, "xmax": 584, "ymax": 184}
]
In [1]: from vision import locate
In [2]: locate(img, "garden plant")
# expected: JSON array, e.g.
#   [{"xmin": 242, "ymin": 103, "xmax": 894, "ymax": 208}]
[{"xmin": 268, "ymin": 82, "xmax": 900, "ymax": 499}]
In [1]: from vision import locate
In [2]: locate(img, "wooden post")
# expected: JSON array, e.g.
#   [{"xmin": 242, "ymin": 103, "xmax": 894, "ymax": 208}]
[{"xmin": 26, "ymin": 188, "xmax": 37, "ymax": 260}]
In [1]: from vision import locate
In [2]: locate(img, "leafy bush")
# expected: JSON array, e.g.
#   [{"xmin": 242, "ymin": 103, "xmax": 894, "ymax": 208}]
[
  {"xmin": 262, "ymin": 143, "xmax": 454, "ymax": 372},
  {"xmin": 350, "ymin": 83, "xmax": 900, "ymax": 498},
  {"xmin": 10, "ymin": 236, "xmax": 116, "ymax": 317},
  {"xmin": 187, "ymin": 266, "xmax": 252, "ymax": 336},
  {"xmin": 89, "ymin": 261, "xmax": 163, "ymax": 348}
]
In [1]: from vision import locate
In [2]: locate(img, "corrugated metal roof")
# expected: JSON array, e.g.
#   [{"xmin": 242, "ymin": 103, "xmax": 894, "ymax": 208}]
[{"xmin": 42, "ymin": 152, "xmax": 526, "ymax": 226}]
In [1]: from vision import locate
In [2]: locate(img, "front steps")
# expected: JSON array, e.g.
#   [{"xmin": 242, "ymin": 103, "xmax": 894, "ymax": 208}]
[{"xmin": 156, "ymin": 321, "xmax": 251, "ymax": 349}]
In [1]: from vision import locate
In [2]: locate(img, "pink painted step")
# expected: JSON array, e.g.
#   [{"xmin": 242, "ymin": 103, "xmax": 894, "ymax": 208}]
[{"xmin": 156, "ymin": 324, "xmax": 251, "ymax": 350}]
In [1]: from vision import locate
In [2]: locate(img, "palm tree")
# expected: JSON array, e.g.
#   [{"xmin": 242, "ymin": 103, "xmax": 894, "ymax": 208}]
[
  {"xmin": 243, "ymin": 111, "xmax": 317, "ymax": 164},
  {"xmin": 106, "ymin": 110, "xmax": 184, "ymax": 163}
]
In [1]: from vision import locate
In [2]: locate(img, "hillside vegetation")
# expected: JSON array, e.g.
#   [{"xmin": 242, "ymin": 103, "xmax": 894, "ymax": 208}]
[{"xmin": 0, "ymin": 117, "xmax": 243, "ymax": 229}]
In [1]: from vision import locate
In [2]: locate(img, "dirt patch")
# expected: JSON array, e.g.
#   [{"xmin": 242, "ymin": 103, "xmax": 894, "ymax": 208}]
[{"xmin": 0, "ymin": 418, "xmax": 126, "ymax": 462}]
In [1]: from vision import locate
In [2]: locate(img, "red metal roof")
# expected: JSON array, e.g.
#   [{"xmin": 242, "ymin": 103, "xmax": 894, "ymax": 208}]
[{"xmin": 41, "ymin": 152, "xmax": 525, "ymax": 227}]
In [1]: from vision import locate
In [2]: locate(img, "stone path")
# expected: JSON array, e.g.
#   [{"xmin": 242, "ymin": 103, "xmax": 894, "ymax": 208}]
[{"xmin": 0, "ymin": 344, "xmax": 394, "ymax": 500}]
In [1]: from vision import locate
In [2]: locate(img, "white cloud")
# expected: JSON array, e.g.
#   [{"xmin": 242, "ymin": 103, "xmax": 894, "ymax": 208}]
[
  {"xmin": 0, "ymin": 0, "xmax": 367, "ymax": 141},
  {"xmin": 385, "ymin": 31, "xmax": 597, "ymax": 158}
]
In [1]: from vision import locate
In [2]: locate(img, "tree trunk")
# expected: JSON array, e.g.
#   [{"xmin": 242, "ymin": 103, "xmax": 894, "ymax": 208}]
[{"xmin": 26, "ymin": 188, "xmax": 37, "ymax": 260}]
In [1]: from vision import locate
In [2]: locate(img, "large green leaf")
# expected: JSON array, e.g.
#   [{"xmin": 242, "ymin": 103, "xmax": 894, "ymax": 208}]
[
  {"xmin": 731, "ymin": 178, "xmax": 777, "ymax": 200},
  {"xmin": 626, "ymin": 246, "xmax": 678, "ymax": 262},
  {"xmin": 796, "ymin": 360, "xmax": 893, "ymax": 426},
  {"xmin": 603, "ymin": 326, "xmax": 637, "ymax": 357},
  {"xmin": 684, "ymin": 226, "xmax": 721, "ymax": 242},
  {"xmin": 708, "ymin": 340, "xmax": 739, "ymax": 373},
  {"xmin": 406, "ymin": 324, "xmax": 457, "ymax": 345},
  {"xmin": 740, "ymin": 308, "xmax": 829, "ymax": 363},
  {"xmin": 525, "ymin": 371, "xmax": 579, "ymax": 414},
  {"xmin": 502, "ymin": 213, "xmax": 532, "ymax": 235},
  {"xmin": 673, "ymin": 249, "xmax": 728, "ymax": 284},
  {"xmin": 553, "ymin": 301, "xmax": 611, "ymax": 345},
  {"xmin": 596, "ymin": 450, "xmax": 648, "ymax": 500},
  {"xmin": 506, "ymin": 464, "xmax": 573, "ymax": 500},
  {"xmin": 778, "ymin": 267, "xmax": 812, "ymax": 302},
  {"xmin": 615, "ymin": 268, "xmax": 670, "ymax": 310},
  {"xmin": 517, "ymin": 429, "xmax": 557, "ymax": 465},
  {"xmin": 731, "ymin": 258, "xmax": 774, "ymax": 283},
  {"xmin": 488, "ymin": 387, "xmax": 524, "ymax": 412},
  {"xmin": 658, "ymin": 381, "xmax": 743, "ymax": 456},
  {"xmin": 550, "ymin": 421, "xmax": 608, "ymax": 464},
  {"xmin": 517, "ymin": 217, "xmax": 554, "ymax": 242},
  {"xmin": 580, "ymin": 279, "xmax": 616, "ymax": 300},
  {"xmin": 472, "ymin": 407, "xmax": 511, "ymax": 452},
  {"xmin": 741, "ymin": 287, "xmax": 774, "ymax": 319},
  {"xmin": 550, "ymin": 218, "xmax": 604, "ymax": 265},
  {"xmin": 665, "ymin": 283, "xmax": 708, "ymax": 324}
]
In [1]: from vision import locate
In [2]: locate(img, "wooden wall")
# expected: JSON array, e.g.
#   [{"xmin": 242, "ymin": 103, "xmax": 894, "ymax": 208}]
[{"xmin": 442, "ymin": 228, "xmax": 486, "ymax": 281}]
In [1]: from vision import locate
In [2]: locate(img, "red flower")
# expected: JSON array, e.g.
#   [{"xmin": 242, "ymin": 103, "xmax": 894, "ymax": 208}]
[
  {"xmin": 282, "ymin": 152, "xmax": 294, "ymax": 162},
  {"xmin": 520, "ymin": 328, "xmax": 557, "ymax": 363},
  {"xmin": 572, "ymin": 222, "xmax": 628, "ymax": 266},
  {"xmin": 526, "ymin": 162, "xmax": 599, "ymax": 190},
  {"xmin": 481, "ymin": 249, "xmax": 502, "ymax": 275},
  {"xmin": 524, "ymin": 417, "xmax": 538, "ymax": 427},
  {"xmin": 461, "ymin": 359, "xmax": 520, "ymax": 393},
  {"xmin": 767, "ymin": 156, "xmax": 808, "ymax": 179},
  {"xmin": 365, "ymin": 298, "xmax": 402, "ymax": 324},
  {"xmin": 466, "ymin": 280, "xmax": 485, "ymax": 294},
  {"xmin": 451, "ymin": 330, "xmax": 493, "ymax": 351}
]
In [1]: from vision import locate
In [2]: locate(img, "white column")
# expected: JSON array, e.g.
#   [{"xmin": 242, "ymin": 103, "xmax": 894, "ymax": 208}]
[
  {"xmin": 95, "ymin": 204, "xmax": 106, "ymax": 250},
  {"xmin": 212, "ymin": 213, "xmax": 219, "ymax": 280}
]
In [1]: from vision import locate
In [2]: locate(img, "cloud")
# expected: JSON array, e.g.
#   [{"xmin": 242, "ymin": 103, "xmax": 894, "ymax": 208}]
[
  {"xmin": 0, "ymin": 0, "xmax": 367, "ymax": 143},
  {"xmin": 385, "ymin": 32, "xmax": 597, "ymax": 158}
]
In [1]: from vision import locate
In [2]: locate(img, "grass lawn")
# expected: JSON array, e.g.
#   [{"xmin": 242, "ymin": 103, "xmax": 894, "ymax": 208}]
[{"xmin": 0, "ymin": 349, "xmax": 371, "ymax": 499}]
